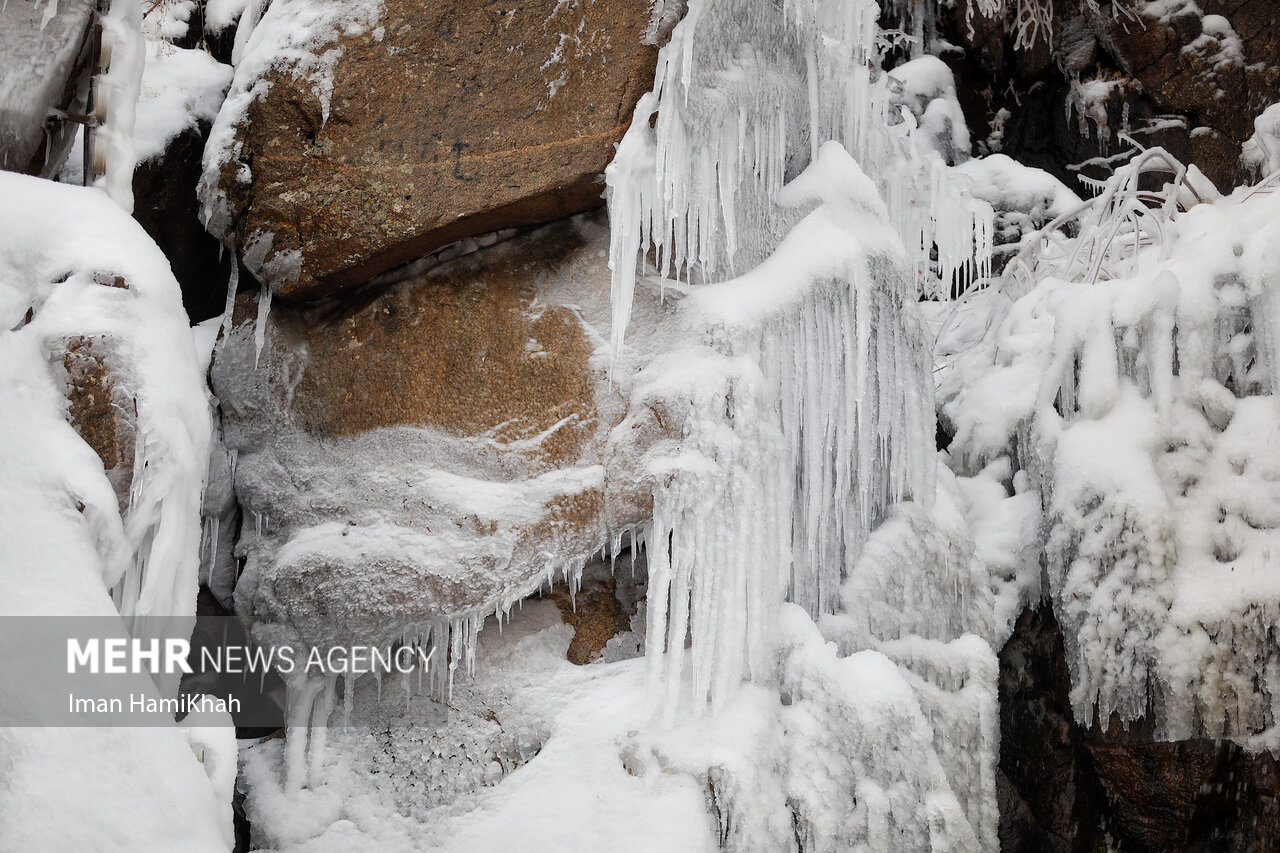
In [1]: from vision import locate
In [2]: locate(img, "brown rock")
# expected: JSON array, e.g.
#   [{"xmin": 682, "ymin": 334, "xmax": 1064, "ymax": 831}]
[
  {"xmin": 214, "ymin": 0, "xmax": 661, "ymax": 301},
  {"xmin": 287, "ymin": 226, "xmax": 599, "ymax": 467},
  {"xmin": 213, "ymin": 213, "xmax": 667, "ymax": 651},
  {"xmin": 54, "ymin": 334, "xmax": 136, "ymax": 513},
  {"xmin": 549, "ymin": 571, "xmax": 634, "ymax": 665}
]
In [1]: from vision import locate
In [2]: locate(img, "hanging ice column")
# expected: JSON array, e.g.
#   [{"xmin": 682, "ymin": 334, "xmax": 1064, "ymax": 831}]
[
  {"xmin": 92, "ymin": 0, "xmax": 146, "ymax": 211},
  {"xmin": 628, "ymin": 143, "xmax": 939, "ymax": 719},
  {"xmin": 608, "ymin": 0, "xmax": 992, "ymax": 716}
]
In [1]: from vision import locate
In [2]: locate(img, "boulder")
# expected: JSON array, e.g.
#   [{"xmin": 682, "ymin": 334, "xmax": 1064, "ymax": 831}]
[
  {"xmin": 204, "ymin": 0, "xmax": 662, "ymax": 301},
  {"xmin": 0, "ymin": 0, "xmax": 95, "ymax": 178},
  {"xmin": 212, "ymin": 212, "xmax": 667, "ymax": 654}
]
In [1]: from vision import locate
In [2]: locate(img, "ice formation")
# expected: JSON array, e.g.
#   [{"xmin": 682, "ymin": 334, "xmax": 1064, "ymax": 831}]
[
  {"xmin": 625, "ymin": 142, "xmax": 941, "ymax": 717},
  {"xmin": 219, "ymin": 0, "xmax": 997, "ymax": 833},
  {"xmin": 941, "ymin": 140, "xmax": 1280, "ymax": 742},
  {"xmin": 596, "ymin": 1, "xmax": 1002, "ymax": 845},
  {"xmin": 93, "ymin": 0, "xmax": 145, "ymax": 210},
  {"xmin": 605, "ymin": 0, "xmax": 993, "ymax": 359}
]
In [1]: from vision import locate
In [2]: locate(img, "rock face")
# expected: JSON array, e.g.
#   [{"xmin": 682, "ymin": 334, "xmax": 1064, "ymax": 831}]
[
  {"xmin": 213, "ymin": 212, "xmax": 665, "ymax": 655},
  {"xmin": 547, "ymin": 557, "xmax": 644, "ymax": 665},
  {"xmin": 206, "ymin": 0, "xmax": 661, "ymax": 301},
  {"xmin": 942, "ymin": 0, "xmax": 1280, "ymax": 192},
  {"xmin": 55, "ymin": 333, "xmax": 137, "ymax": 515},
  {"xmin": 1000, "ymin": 606, "xmax": 1280, "ymax": 852},
  {"xmin": 0, "ymin": 0, "xmax": 94, "ymax": 178},
  {"xmin": 133, "ymin": 125, "xmax": 234, "ymax": 322}
]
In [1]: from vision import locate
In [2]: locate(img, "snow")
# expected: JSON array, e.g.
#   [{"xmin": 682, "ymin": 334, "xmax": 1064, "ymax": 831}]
[
  {"xmin": 0, "ymin": 172, "xmax": 210, "ymax": 651},
  {"xmin": 141, "ymin": 0, "xmax": 198, "ymax": 42},
  {"xmin": 889, "ymin": 56, "xmax": 971, "ymax": 165},
  {"xmin": 133, "ymin": 40, "xmax": 232, "ymax": 164},
  {"xmin": 1182, "ymin": 14, "xmax": 1244, "ymax": 72},
  {"xmin": 237, "ymin": 597, "xmax": 720, "ymax": 852},
  {"xmin": 1241, "ymin": 103, "xmax": 1280, "ymax": 180},
  {"xmin": 954, "ymin": 154, "xmax": 1082, "ymax": 245},
  {"xmin": 0, "ymin": 172, "xmax": 227, "ymax": 849},
  {"xmin": 206, "ymin": 0, "xmax": 256, "ymax": 34}
]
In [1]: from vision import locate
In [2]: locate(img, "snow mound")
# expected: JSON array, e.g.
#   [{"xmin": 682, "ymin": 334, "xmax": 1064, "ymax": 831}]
[{"xmin": 134, "ymin": 40, "xmax": 232, "ymax": 164}]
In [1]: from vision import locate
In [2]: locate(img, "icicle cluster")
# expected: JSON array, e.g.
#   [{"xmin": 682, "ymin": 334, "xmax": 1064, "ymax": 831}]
[
  {"xmin": 605, "ymin": 0, "xmax": 993, "ymax": 360},
  {"xmin": 626, "ymin": 143, "xmax": 939, "ymax": 717},
  {"xmin": 278, "ymin": 613, "xmax": 483, "ymax": 792}
]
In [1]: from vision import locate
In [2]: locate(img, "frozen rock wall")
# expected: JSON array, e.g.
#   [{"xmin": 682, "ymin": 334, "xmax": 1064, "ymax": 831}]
[{"xmin": 942, "ymin": 146, "xmax": 1280, "ymax": 745}]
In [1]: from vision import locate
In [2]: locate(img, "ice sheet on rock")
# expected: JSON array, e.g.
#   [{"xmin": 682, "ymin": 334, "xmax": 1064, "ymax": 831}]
[
  {"xmin": 199, "ymin": 0, "xmax": 384, "ymax": 239},
  {"xmin": 212, "ymin": 215, "xmax": 642, "ymax": 721},
  {"xmin": 0, "ymin": 174, "xmax": 225, "ymax": 850},
  {"xmin": 0, "ymin": 0, "xmax": 94, "ymax": 178}
]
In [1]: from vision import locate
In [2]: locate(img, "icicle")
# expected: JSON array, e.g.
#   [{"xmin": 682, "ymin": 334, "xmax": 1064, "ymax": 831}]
[
  {"xmin": 216, "ymin": 261, "xmax": 239, "ymax": 349},
  {"xmin": 253, "ymin": 282, "xmax": 272, "ymax": 368}
]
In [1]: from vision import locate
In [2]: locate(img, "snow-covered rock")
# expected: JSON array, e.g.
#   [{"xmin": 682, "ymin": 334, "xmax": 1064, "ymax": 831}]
[
  {"xmin": 211, "ymin": 213, "xmax": 667, "ymax": 714},
  {"xmin": 942, "ymin": 149, "xmax": 1280, "ymax": 743},
  {"xmin": 199, "ymin": 0, "xmax": 664, "ymax": 300},
  {"xmin": 0, "ymin": 172, "xmax": 226, "ymax": 850}
]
